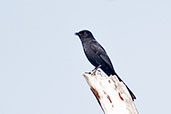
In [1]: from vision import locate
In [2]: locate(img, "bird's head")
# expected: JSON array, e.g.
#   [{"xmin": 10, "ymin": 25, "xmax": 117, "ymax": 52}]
[{"xmin": 75, "ymin": 30, "xmax": 94, "ymax": 40}]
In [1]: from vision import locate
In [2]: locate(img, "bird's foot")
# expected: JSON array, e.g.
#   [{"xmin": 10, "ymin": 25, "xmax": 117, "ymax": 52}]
[
  {"xmin": 85, "ymin": 65, "xmax": 102, "ymax": 75},
  {"xmin": 85, "ymin": 71, "xmax": 91, "ymax": 74},
  {"xmin": 92, "ymin": 70, "xmax": 96, "ymax": 75},
  {"xmin": 91, "ymin": 65, "xmax": 101, "ymax": 75}
]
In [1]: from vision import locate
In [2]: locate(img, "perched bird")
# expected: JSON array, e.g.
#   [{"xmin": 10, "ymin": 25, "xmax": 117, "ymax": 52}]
[{"xmin": 75, "ymin": 30, "xmax": 136, "ymax": 101}]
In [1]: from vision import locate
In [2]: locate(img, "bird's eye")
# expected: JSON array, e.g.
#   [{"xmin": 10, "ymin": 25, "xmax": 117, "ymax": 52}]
[{"xmin": 83, "ymin": 32, "xmax": 87, "ymax": 36}]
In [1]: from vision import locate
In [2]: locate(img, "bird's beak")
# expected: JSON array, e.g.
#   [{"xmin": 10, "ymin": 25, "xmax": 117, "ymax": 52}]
[{"xmin": 75, "ymin": 32, "xmax": 79, "ymax": 36}]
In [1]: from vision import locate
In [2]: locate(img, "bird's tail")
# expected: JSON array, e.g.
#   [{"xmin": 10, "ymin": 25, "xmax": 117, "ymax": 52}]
[
  {"xmin": 102, "ymin": 68, "xmax": 136, "ymax": 100},
  {"xmin": 116, "ymin": 74, "xmax": 136, "ymax": 101}
]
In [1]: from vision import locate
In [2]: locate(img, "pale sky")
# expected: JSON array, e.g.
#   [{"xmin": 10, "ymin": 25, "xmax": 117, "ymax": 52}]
[{"xmin": 0, "ymin": 0, "xmax": 171, "ymax": 114}]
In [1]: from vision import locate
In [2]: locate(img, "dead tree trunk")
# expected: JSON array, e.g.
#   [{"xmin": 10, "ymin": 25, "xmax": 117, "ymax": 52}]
[{"xmin": 83, "ymin": 70, "xmax": 138, "ymax": 114}]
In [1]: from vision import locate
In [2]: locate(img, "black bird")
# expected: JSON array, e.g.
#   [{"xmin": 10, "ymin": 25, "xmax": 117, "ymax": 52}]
[{"xmin": 75, "ymin": 30, "xmax": 136, "ymax": 101}]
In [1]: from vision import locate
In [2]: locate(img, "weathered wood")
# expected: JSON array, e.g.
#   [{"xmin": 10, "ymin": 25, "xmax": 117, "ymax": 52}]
[{"xmin": 83, "ymin": 70, "xmax": 138, "ymax": 114}]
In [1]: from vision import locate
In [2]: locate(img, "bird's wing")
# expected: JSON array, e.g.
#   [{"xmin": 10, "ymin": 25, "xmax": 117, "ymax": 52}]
[{"xmin": 90, "ymin": 40, "xmax": 113, "ymax": 68}]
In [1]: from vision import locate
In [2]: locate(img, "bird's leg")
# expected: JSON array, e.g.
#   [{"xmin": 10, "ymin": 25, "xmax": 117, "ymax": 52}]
[
  {"xmin": 93, "ymin": 65, "xmax": 102, "ymax": 71},
  {"xmin": 85, "ymin": 65, "xmax": 102, "ymax": 75},
  {"xmin": 91, "ymin": 65, "xmax": 102, "ymax": 75}
]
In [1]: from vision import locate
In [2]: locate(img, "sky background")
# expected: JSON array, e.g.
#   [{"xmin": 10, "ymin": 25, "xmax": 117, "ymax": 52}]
[{"xmin": 0, "ymin": 0, "xmax": 171, "ymax": 114}]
